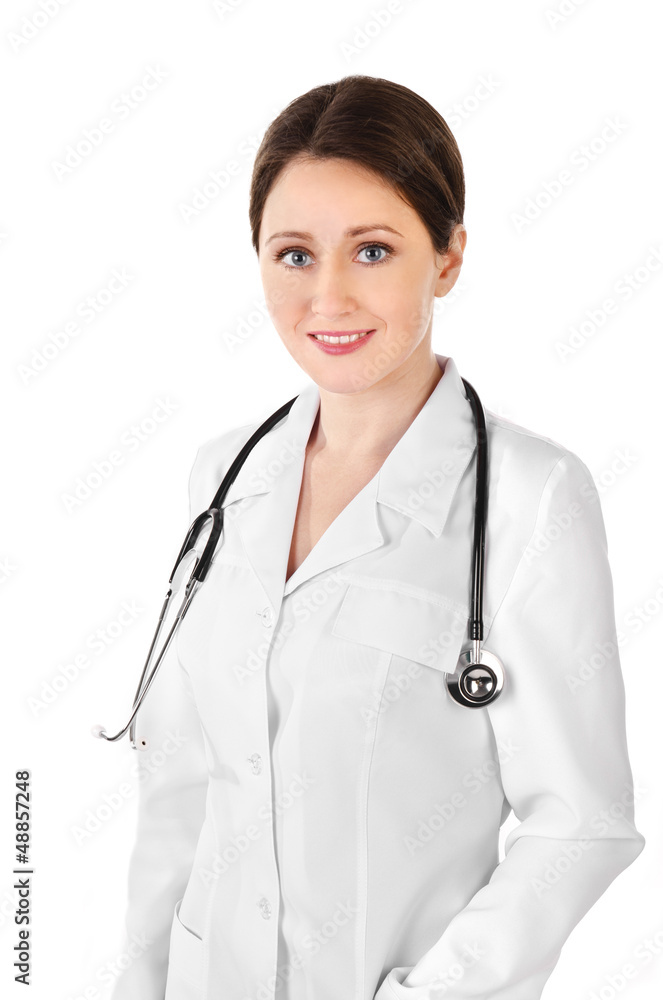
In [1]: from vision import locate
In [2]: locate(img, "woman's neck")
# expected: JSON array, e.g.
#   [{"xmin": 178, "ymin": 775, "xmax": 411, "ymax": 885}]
[{"xmin": 309, "ymin": 351, "xmax": 445, "ymax": 464}]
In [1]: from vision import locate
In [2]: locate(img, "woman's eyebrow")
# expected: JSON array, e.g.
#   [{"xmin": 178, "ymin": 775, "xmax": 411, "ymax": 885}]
[{"xmin": 265, "ymin": 223, "xmax": 404, "ymax": 246}]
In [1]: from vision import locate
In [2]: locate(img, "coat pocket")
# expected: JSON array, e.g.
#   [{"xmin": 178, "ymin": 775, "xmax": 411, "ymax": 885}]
[
  {"xmin": 164, "ymin": 897, "xmax": 204, "ymax": 1000},
  {"xmin": 331, "ymin": 578, "xmax": 468, "ymax": 674}
]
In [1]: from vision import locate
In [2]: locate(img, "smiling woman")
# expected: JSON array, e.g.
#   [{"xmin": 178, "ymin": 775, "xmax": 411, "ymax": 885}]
[{"xmin": 108, "ymin": 75, "xmax": 645, "ymax": 1000}]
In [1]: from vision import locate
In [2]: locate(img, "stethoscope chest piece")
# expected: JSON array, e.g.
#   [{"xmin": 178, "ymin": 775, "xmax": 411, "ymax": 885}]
[{"xmin": 445, "ymin": 647, "xmax": 505, "ymax": 708}]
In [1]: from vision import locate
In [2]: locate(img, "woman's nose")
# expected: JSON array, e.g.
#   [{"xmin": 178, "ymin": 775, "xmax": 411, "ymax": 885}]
[{"xmin": 310, "ymin": 262, "xmax": 358, "ymax": 317}]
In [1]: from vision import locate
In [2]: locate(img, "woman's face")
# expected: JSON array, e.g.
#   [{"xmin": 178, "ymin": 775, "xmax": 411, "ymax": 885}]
[{"xmin": 258, "ymin": 156, "xmax": 465, "ymax": 395}]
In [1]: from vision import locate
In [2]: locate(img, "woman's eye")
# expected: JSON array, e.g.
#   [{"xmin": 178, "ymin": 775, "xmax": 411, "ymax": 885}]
[
  {"xmin": 357, "ymin": 245, "xmax": 388, "ymax": 264},
  {"xmin": 277, "ymin": 249, "xmax": 311, "ymax": 268}
]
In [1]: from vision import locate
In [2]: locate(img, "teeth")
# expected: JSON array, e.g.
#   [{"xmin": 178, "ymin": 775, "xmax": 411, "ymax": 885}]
[{"xmin": 313, "ymin": 331, "xmax": 371, "ymax": 344}]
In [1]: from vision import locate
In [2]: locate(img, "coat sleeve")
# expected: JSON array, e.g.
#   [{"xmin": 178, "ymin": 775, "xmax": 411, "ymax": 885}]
[
  {"xmin": 374, "ymin": 450, "xmax": 646, "ymax": 1000},
  {"xmin": 110, "ymin": 447, "xmax": 210, "ymax": 1000}
]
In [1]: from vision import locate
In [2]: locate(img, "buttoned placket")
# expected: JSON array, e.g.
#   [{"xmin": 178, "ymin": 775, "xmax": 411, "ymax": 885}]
[
  {"xmin": 195, "ymin": 569, "xmax": 290, "ymax": 996},
  {"xmin": 211, "ymin": 390, "xmax": 320, "ymax": 998}
]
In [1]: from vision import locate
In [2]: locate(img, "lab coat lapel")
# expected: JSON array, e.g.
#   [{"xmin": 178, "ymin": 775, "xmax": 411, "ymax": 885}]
[
  {"xmin": 282, "ymin": 470, "xmax": 384, "ymax": 597},
  {"xmin": 375, "ymin": 354, "xmax": 477, "ymax": 539},
  {"xmin": 226, "ymin": 383, "xmax": 387, "ymax": 613},
  {"xmin": 226, "ymin": 383, "xmax": 320, "ymax": 617}
]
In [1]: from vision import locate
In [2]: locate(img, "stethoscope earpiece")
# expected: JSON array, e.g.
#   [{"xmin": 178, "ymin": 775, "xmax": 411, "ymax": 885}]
[{"xmin": 445, "ymin": 648, "xmax": 505, "ymax": 708}]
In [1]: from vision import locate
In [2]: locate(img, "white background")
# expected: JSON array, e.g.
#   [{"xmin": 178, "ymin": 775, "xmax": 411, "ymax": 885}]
[{"xmin": 1, "ymin": 0, "xmax": 661, "ymax": 997}]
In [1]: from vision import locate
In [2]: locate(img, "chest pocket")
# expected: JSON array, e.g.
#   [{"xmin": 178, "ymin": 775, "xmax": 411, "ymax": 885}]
[{"xmin": 330, "ymin": 579, "xmax": 469, "ymax": 674}]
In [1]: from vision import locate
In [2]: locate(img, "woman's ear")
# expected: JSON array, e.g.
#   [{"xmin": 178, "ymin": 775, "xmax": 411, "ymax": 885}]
[{"xmin": 434, "ymin": 223, "xmax": 467, "ymax": 298}]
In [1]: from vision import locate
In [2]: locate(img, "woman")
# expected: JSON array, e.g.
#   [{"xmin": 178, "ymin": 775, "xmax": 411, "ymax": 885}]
[{"xmin": 111, "ymin": 75, "xmax": 645, "ymax": 1000}]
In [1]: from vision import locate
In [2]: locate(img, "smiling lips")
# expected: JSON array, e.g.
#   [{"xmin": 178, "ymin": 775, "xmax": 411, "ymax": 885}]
[
  {"xmin": 308, "ymin": 330, "xmax": 374, "ymax": 344},
  {"xmin": 307, "ymin": 329, "xmax": 377, "ymax": 355}
]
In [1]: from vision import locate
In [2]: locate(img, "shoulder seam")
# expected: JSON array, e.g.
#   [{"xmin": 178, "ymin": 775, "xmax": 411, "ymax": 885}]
[{"xmin": 485, "ymin": 410, "xmax": 569, "ymax": 457}]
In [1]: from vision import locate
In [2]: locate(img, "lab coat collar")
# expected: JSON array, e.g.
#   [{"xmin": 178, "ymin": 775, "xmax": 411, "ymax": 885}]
[
  {"xmin": 374, "ymin": 354, "xmax": 476, "ymax": 537},
  {"xmin": 224, "ymin": 354, "xmax": 476, "ymax": 610}
]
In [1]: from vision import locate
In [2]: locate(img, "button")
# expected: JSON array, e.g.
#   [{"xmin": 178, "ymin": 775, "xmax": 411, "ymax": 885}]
[
  {"xmin": 257, "ymin": 897, "xmax": 272, "ymax": 919},
  {"xmin": 259, "ymin": 606, "xmax": 274, "ymax": 628},
  {"xmin": 247, "ymin": 753, "xmax": 262, "ymax": 775}
]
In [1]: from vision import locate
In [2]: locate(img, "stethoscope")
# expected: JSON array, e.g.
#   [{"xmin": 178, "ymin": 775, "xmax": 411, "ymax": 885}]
[{"xmin": 92, "ymin": 377, "xmax": 505, "ymax": 750}]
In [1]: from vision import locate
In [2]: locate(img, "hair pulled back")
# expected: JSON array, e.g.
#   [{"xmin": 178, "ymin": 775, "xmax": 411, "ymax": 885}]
[{"xmin": 249, "ymin": 74, "xmax": 465, "ymax": 258}]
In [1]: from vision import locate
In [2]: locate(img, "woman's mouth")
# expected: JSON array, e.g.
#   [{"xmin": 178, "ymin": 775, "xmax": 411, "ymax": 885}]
[{"xmin": 307, "ymin": 329, "xmax": 376, "ymax": 354}]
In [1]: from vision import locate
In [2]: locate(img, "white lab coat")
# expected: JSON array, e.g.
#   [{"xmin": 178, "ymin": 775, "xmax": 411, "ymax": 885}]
[{"xmin": 110, "ymin": 354, "xmax": 645, "ymax": 1000}]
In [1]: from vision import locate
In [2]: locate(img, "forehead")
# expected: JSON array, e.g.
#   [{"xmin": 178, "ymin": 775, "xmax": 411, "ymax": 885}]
[{"xmin": 261, "ymin": 158, "xmax": 416, "ymax": 239}]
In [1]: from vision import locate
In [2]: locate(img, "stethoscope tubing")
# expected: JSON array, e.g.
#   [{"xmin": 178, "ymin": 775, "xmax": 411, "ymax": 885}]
[
  {"xmin": 462, "ymin": 379, "xmax": 487, "ymax": 651},
  {"xmin": 92, "ymin": 376, "xmax": 504, "ymax": 747}
]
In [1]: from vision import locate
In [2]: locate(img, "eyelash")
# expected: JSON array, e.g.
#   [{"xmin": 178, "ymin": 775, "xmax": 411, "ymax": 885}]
[{"xmin": 271, "ymin": 241, "xmax": 396, "ymax": 270}]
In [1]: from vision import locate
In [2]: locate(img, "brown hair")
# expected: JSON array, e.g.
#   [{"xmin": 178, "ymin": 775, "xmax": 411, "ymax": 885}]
[{"xmin": 249, "ymin": 74, "xmax": 465, "ymax": 258}]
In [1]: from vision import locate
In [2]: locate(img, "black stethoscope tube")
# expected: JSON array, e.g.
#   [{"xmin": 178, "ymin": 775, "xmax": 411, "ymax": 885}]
[
  {"xmin": 445, "ymin": 381, "xmax": 505, "ymax": 709},
  {"xmin": 92, "ymin": 376, "xmax": 505, "ymax": 748}
]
